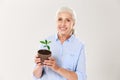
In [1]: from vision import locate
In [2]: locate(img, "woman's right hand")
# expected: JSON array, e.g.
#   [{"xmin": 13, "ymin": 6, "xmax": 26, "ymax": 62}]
[
  {"xmin": 34, "ymin": 55, "xmax": 42, "ymax": 67},
  {"xmin": 33, "ymin": 55, "xmax": 43, "ymax": 78}
]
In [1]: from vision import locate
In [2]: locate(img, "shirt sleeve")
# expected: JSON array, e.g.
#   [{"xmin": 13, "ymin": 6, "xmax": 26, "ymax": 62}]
[
  {"xmin": 32, "ymin": 64, "xmax": 44, "ymax": 80},
  {"xmin": 75, "ymin": 44, "xmax": 87, "ymax": 80},
  {"xmin": 32, "ymin": 64, "xmax": 39, "ymax": 80},
  {"xmin": 32, "ymin": 74, "xmax": 40, "ymax": 80}
]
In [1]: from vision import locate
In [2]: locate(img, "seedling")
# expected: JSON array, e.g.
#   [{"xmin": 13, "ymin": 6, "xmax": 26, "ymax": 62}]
[{"xmin": 40, "ymin": 40, "xmax": 51, "ymax": 51}]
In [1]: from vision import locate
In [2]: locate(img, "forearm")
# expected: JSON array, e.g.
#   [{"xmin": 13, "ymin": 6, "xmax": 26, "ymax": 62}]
[
  {"xmin": 56, "ymin": 67, "xmax": 78, "ymax": 80},
  {"xmin": 33, "ymin": 66, "xmax": 43, "ymax": 78}
]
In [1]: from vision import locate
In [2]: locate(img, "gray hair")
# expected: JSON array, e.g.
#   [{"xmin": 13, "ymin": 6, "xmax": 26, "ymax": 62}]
[
  {"xmin": 56, "ymin": 6, "xmax": 76, "ymax": 23},
  {"xmin": 56, "ymin": 6, "xmax": 76, "ymax": 35}
]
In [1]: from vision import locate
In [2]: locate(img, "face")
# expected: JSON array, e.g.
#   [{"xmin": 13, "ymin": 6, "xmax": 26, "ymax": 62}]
[{"xmin": 56, "ymin": 12, "xmax": 74, "ymax": 36}]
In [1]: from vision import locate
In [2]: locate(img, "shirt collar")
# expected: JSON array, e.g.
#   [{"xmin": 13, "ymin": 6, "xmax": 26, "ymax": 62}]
[
  {"xmin": 55, "ymin": 34, "xmax": 74, "ymax": 42},
  {"xmin": 55, "ymin": 34, "xmax": 59, "ymax": 41}
]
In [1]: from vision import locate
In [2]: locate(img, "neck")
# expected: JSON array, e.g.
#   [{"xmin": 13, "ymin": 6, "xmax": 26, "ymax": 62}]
[{"xmin": 58, "ymin": 33, "xmax": 71, "ymax": 44}]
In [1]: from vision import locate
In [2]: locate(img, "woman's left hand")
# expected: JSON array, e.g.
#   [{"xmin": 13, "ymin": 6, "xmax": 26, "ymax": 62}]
[{"xmin": 43, "ymin": 57, "xmax": 60, "ymax": 71}]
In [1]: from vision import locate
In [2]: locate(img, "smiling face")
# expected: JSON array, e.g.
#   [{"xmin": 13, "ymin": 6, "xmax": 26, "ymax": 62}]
[{"xmin": 56, "ymin": 11, "xmax": 75, "ymax": 36}]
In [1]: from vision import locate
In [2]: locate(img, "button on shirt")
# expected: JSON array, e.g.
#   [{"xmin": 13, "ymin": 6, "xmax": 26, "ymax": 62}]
[{"xmin": 33, "ymin": 34, "xmax": 87, "ymax": 80}]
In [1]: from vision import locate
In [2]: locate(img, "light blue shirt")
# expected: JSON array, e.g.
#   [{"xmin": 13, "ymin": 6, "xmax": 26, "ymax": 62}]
[{"xmin": 33, "ymin": 34, "xmax": 87, "ymax": 80}]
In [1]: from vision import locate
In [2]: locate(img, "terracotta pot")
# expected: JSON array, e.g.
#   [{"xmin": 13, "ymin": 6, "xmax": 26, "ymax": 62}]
[{"xmin": 37, "ymin": 49, "xmax": 51, "ymax": 65}]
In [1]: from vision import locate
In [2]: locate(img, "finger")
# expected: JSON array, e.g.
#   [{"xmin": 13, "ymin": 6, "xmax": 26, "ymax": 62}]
[
  {"xmin": 35, "ymin": 57, "xmax": 41, "ymax": 61},
  {"xmin": 35, "ymin": 55, "xmax": 39, "ymax": 58},
  {"xmin": 44, "ymin": 59, "xmax": 54, "ymax": 63},
  {"xmin": 48, "ymin": 57, "xmax": 55, "ymax": 61},
  {"xmin": 44, "ymin": 62, "xmax": 52, "ymax": 66},
  {"xmin": 35, "ymin": 59, "xmax": 40, "ymax": 63},
  {"xmin": 35, "ymin": 58, "xmax": 41, "ymax": 64},
  {"xmin": 43, "ymin": 60, "xmax": 54, "ymax": 66},
  {"xmin": 36, "ymin": 58, "xmax": 41, "ymax": 61},
  {"xmin": 36, "ymin": 59, "xmax": 41, "ymax": 64},
  {"xmin": 37, "ymin": 62, "xmax": 42, "ymax": 66},
  {"xmin": 46, "ymin": 65, "xmax": 52, "ymax": 68},
  {"xmin": 35, "ymin": 59, "xmax": 39, "ymax": 64}
]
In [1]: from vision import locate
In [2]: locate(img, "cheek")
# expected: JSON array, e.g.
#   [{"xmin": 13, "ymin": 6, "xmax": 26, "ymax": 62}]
[
  {"xmin": 57, "ymin": 22, "xmax": 60, "ymax": 26},
  {"xmin": 67, "ymin": 21, "xmax": 73, "ymax": 26},
  {"xmin": 66, "ymin": 23, "xmax": 73, "ymax": 28},
  {"xmin": 57, "ymin": 25, "xmax": 61, "ymax": 30},
  {"xmin": 57, "ymin": 24, "xmax": 60, "ymax": 29}
]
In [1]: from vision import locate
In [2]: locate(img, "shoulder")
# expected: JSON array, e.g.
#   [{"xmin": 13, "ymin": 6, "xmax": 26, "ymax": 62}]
[{"xmin": 73, "ymin": 36, "xmax": 85, "ymax": 47}]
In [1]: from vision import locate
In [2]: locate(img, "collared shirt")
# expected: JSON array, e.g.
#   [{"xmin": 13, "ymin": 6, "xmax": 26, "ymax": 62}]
[{"xmin": 33, "ymin": 34, "xmax": 87, "ymax": 80}]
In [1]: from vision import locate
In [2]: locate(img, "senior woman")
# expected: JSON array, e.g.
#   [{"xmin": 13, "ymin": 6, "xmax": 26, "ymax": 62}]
[{"xmin": 33, "ymin": 6, "xmax": 87, "ymax": 80}]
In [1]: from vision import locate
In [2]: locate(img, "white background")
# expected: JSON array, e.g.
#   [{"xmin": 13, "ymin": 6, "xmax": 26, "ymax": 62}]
[{"xmin": 0, "ymin": 0, "xmax": 120, "ymax": 80}]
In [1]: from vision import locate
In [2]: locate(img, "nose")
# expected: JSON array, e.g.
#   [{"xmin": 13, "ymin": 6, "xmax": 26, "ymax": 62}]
[{"xmin": 61, "ymin": 20, "xmax": 66, "ymax": 26}]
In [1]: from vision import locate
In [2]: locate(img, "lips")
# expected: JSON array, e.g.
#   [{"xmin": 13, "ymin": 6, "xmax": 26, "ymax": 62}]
[{"xmin": 59, "ymin": 27, "xmax": 67, "ymax": 31}]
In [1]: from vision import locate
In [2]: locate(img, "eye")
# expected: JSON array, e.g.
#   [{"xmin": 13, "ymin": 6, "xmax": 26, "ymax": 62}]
[
  {"xmin": 66, "ymin": 19, "xmax": 70, "ymax": 22},
  {"xmin": 58, "ymin": 18, "xmax": 62, "ymax": 21}
]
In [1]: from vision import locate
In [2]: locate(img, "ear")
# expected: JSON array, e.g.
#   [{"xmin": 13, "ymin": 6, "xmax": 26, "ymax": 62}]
[
  {"xmin": 73, "ymin": 22, "xmax": 75, "ymax": 26},
  {"xmin": 73, "ymin": 19, "xmax": 75, "ymax": 26},
  {"xmin": 73, "ymin": 23, "xmax": 75, "ymax": 26}
]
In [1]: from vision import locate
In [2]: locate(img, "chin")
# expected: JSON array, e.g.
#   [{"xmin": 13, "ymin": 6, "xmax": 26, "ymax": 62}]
[
  {"xmin": 59, "ymin": 31, "xmax": 66, "ymax": 34},
  {"xmin": 60, "ymin": 33, "xmax": 68, "ymax": 36}
]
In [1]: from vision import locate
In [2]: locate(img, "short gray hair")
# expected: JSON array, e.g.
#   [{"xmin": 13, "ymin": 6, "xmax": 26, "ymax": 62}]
[{"xmin": 56, "ymin": 6, "xmax": 76, "ymax": 22}]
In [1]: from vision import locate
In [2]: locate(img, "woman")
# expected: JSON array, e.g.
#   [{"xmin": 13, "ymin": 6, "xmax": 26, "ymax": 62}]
[{"xmin": 33, "ymin": 6, "xmax": 87, "ymax": 80}]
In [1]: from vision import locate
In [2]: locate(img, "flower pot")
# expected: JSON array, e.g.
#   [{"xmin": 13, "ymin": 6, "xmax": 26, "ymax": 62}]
[{"xmin": 37, "ymin": 49, "xmax": 51, "ymax": 65}]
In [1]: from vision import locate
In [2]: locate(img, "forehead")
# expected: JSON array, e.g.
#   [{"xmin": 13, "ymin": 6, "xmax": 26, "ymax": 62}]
[{"xmin": 57, "ymin": 12, "xmax": 73, "ymax": 19}]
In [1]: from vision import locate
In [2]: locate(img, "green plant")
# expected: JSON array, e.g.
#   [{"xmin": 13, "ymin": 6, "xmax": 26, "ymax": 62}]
[{"xmin": 40, "ymin": 40, "xmax": 51, "ymax": 51}]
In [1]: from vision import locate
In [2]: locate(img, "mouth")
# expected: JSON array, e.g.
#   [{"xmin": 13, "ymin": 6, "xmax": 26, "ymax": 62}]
[{"xmin": 59, "ymin": 27, "xmax": 67, "ymax": 31}]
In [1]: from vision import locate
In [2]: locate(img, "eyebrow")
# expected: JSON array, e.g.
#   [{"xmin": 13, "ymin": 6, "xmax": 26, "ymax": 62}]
[{"xmin": 58, "ymin": 17, "xmax": 73, "ymax": 20}]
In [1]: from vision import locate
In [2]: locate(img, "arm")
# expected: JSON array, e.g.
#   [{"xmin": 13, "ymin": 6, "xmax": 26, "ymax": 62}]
[
  {"xmin": 75, "ymin": 45, "xmax": 87, "ymax": 80},
  {"xmin": 44, "ymin": 57, "xmax": 78, "ymax": 80},
  {"xmin": 33, "ymin": 55, "xmax": 43, "ymax": 78},
  {"xmin": 57, "ymin": 45, "xmax": 87, "ymax": 80},
  {"xmin": 56, "ymin": 67, "xmax": 78, "ymax": 80}
]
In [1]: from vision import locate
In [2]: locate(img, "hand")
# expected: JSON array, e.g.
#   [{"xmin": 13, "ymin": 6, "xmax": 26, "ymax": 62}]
[
  {"xmin": 34, "ymin": 55, "xmax": 42, "ymax": 67},
  {"xmin": 33, "ymin": 55, "xmax": 43, "ymax": 78},
  {"xmin": 43, "ymin": 57, "xmax": 60, "ymax": 71}
]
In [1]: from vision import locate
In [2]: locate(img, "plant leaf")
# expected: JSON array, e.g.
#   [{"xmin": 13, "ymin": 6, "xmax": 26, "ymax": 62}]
[
  {"xmin": 45, "ymin": 40, "xmax": 47, "ymax": 44},
  {"xmin": 47, "ymin": 41, "xmax": 51, "ymax": 44},
  {"xmin": 40, "ymin": 40, "xmax": 51, "ymax": 51},
  {"xmin": 47, "ymin": 46, "xmax": 50, "ymax": 51},
  {"xmin": 40, "ymin": 41, "xmax": 46, "ymax": 44}
]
